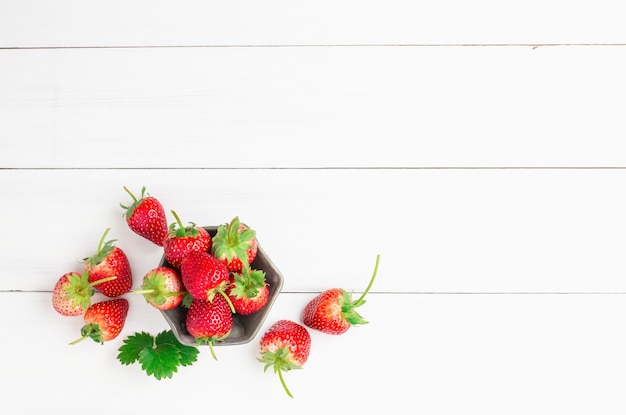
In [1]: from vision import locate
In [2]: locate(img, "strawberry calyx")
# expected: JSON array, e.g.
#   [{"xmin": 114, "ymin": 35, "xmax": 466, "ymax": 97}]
[
  {"xmin": 197, "ymin": 331, "xmax": 231, "ymax": 360},
  {"xmin": 132, "ymin": 271, "xmax": 186, "ymax": 306},
  {"xmin": 168, "ymin": 210, "xmax": 199, "ymax": 238},
  {"xmin": 69, "ymin": 323, "xmax": 105, "ymax": 345},
  {"xmin": 258, "ymin": 347, "xmax": 301, "ymax": 398},
  {"xmin": 340, "ymin": 254, "xmax": 381, "ymax": 326},
  {"xmin": 64, "ymin": 272, "xmax": 118, "ymax": 311},
  {"xmin": 230, "ymin": 264, "xmax": 266, "ymax": 300},
  {"xmin": 83, "ymin": 228, "xmax": 117, "ymax": 268},
  {"xmin": 181, "ymin": 292, "xmax": 194, "ymax": 308},
  {"xmin": 120, "ymin": 185, "xmax": 147, "ymax": 220},
  {"xmin": 212, "ymin": 216, "xmax": 255, "ymax": 267}
]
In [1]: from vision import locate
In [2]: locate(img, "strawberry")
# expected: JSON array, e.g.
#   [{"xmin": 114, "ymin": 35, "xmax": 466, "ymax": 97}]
[
  {"xmin": 83, "ymin": 228, "xmax": 133, "ymax": 297},
  {"xmin": 69, "ymin": 298, "xmax": 129, "ymax": 345},
  {"xmin": 52, "ymin": 271, "xmax": 117, "ymax": 316},
  {"xmin": 228, "ymin": 264, "xmax": 269, "ymax": 315},
  {"xmin": 180, "ymin": 251, "xmax": 235, "ymax": 312},
  {"xmin": 120, "ymin": 185, "xmax": 168, "ymax": 247},
  {"xmin": 162, "ymin": 210, "xmax": 212, "ymax": 269},
  {"xmin": 133, "ymin": 266, "xmax": 185, "ymax": 310},
  {"xmin": 302, "ymin": 254, "xmax": 380, "ymax": 335},
  {"xmin": 211, "ymin": 216, "xmax": 257, "ymax": 272},
  {"xmin": 258, "ymin": 320, "xmax": 311, "ymax": 399},
  {"xmin": 186, "ymin": 296, "xmax": 233, "ymax": 359}
]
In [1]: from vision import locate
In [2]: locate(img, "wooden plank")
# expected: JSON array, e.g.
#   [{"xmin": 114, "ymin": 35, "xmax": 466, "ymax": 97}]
[
  {"xmin": 2, "ymin": 45, "xmax": 626, "ymax": 168},
  {"xmin": 3, "ymin": 168, "xmax": 626, "ymax": 293},
  {"xmin": 4, "ymin": 291, "xmax": 626, "ymax": 412},
  {"xmin": 1, "ymin": 1, "xmax": 625, "ymax": 47}
]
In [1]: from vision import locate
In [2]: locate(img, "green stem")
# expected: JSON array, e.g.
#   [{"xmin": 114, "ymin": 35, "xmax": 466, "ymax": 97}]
[
  {"xmin": 354, "ymin": 254, "xmax": 380, "ymax": 304},
  {"xmin": 131, "ymin": 289, "xmax": 186, "ymax": 297},
  {"xmin": 168, "ymin": 291, "xmax": 187, "ymax": 297},
  {"xmin": 208, "ymin": 343, "xmax": 218, "ymax": 360},
  {"xmin": 219, "ymin": 290, "xmax": 236, "ymax": 314},
  {"xmin": 278, "ymin": 369, "xmax": 294, "ymax": 398},
  {"xmin": 90, "ymin": 275, "xmax": 117, "ymax": 287},
  {"xmin": 171, "ymin": 210, "xmax": 184, "ymax": 229},
  {"xmin": 123, "ymin": 186, "xmax": 137, "ymax": 203},
  {"xmin": 69, "ymin": 335, "xmax": 89, "ymax": 346},
  {"xmin": 131, "ymin": 289, "xmax": 154, "ymax": 295},
  {"xmin": 97, "ymin": 228, "xmax": 111, "ymax": 253}
]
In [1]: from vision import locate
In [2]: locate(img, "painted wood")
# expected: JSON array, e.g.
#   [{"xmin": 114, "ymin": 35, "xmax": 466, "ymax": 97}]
[
  {"xmin": 3, "ymin": 168, "xmax": 626, "ymax": 293},
  {"xmin": 3, "ymin": 292, "xmax": 625, "ymax": 413},
  {"xmin": 2, "ymin": 45, "xmax": 626, "ymax": 168},
  {"xmin": 1, "ymin": 1, "xmax": 625, "ymax": 47},
  {"xmin": 2, "ymin": 3, "xmax": 624, "ymax": 413}
]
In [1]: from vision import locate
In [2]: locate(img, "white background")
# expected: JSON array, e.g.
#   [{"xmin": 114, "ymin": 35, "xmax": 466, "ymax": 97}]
[{"xmin": 2, "ymin": 2, "xmax": 626, "ymax": 413}]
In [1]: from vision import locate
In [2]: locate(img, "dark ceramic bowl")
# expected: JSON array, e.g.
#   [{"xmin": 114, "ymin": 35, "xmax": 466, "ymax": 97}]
[{"xmin": 159, "ymin": 226, "xmax": 284, "ymax": 346}]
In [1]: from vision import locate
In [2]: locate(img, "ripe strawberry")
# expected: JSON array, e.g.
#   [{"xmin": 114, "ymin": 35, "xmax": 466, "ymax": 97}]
[
  {"xmin": 228, "ymin": 264, "xmax": 269, "ymax": 315},
  {"xmin": 258, "ymin": 320, "xmax": 311, "ymax": 399},
  {"xmin": 211, "ymin": 216, "xmax": 257, "ymax": 272},
  {"xmin": 69, "ymin": 298, "xmax": 129, "ymax": 345},
  {"xmin": 120, "ymin": 185, "xmax": 168, "ymax": 246},
  {"xmin": 163, "ymin": 210, "xmax": 212, "ymax": 269},
  {"xmin": 186, "ymin": 296, "xmax": 233, "ymax": 359},
  {"xmin": 52, "ymin": 271, "xmax": 117, "ymax": 316},
  {"xmin": 83, "ymin": 228, "xmax": 133, "ymax": 297},
  {"xmin": 180, "ymin": 251, "xmax": 235, "ymax": 312},
  {"xmin": 133, "ymin": 266, "xmax": 185, "ymax": 310},
  {"xmin": 302, "ymin": 254, "xmax": 380, "ymax": 335}
]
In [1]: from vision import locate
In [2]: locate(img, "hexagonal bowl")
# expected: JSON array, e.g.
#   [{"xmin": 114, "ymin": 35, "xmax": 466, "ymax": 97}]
[{"xmin": 158, "ymin": 226, "xmax": 284, "ymax": 346}]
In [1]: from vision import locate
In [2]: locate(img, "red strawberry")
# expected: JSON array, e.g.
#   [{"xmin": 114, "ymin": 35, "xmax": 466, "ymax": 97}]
[
  {"xmin": 69, "ymin": 298, "xmax": 129, "ymax": 345},
  {"xmin": 186, "ymin": 296, "xmax": 233, "ymax": 359},
  {"xmin": 52, "ymin": 271, "xmax": 117, "ymax": 316},
  {"xmin": 133, "ymin": 266, "xmax": 185, "ymax": 310},
  {"xmin": 302, "ymin": 254, "xmax": 380, "ymax": 335},
  {"xmin": 120, "ymin": 185, "xmax": 168, "ymax": 246},
  {"xmin": 211, "ymin": 216, "xmax": 257, "ymax": 272},
  {"xmin": 258, "ymin": 320, "xmax": 311, "ymax": 399},
  {"xmin": 163, "ymin": 210, "xmax": 212, "ymax": 269},
  {"xmin": 83, "ymin": 228, "xmax": 133, "ymax": 297},
  {"xmin": 228, "ymin": 264, "xmax": 269, "ymax": 315},
  {"xmin": 180, "ymin": 251, "xmax": 235, "ymax": 312}
]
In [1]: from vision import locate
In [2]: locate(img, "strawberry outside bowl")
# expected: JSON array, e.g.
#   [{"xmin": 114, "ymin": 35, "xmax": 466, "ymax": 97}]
[{"xmin": 158, "ymin": 225, "xmax": 284, "ymax": 347}]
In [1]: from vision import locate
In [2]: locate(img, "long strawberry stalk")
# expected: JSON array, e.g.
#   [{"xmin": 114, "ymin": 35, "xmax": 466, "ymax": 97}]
[{"xmin": 352, "ymin": 253, "xmax": 380, "ymax": 306}]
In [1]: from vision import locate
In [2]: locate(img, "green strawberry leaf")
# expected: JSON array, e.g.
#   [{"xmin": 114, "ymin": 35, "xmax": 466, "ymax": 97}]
[
  {"xmin": 154, "ymin": 330, "xmax": 199, "ymax": 367},
  {"xmin": 138, "ymin": 343, "xmax": 181, "ymax": 380},
  {"xmin": 117, "ymin": 332, "xmax": 155, "ymax": 365},
  {"xmin": 117, "ymin": 330, "xmax": 199, "ymax": 379}
]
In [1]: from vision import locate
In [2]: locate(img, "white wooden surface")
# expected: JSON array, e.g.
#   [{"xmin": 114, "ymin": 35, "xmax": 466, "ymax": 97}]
[{"xmin": 2, "ymin": 2, "xmax": 626, "ymax": 413}]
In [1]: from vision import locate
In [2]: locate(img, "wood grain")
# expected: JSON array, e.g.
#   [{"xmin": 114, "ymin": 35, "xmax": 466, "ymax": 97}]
[
  {"xmin": 2, "ymin": 2, "xmax": 625, "ymax": 413},
  {"xmin": 1, "ymin": 1, "xmax": 625, "ymax": 47},
  {"xmin": 2, "ymin": 46, "xmax": 626, "ymax": 168},
  {"xmin": 3, "ymin": 168, "xmax": 626, "ymax": 293}
]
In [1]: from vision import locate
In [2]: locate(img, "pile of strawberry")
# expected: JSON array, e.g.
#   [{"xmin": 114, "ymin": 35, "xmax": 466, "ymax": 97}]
[{"xmin": 51, "ymin": 186, "xmax": 380, "ymax": 397}]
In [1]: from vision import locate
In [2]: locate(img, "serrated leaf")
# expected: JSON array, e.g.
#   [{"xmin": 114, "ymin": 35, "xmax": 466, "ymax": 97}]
[
  {"xmin": 154, "ymin": 330, "xmax": 200, "ymax": 366},
  {"xmin": 138, "ymin": 344, "xmax": 181, "ymax": 380},
  {"xmin": 177, "ymin": 343, "xmax": 200, "ymax": 366},
  {"xmin": 117, "ymin": 332, "xmax": 154, "ymax": 365},
  {"xmin": 155, "ymin": 330, "xmax": 178, "ymax": 345},
  {"xmin": 117, "ymin": 330, "xmax": 199, "ymax": 379}
]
